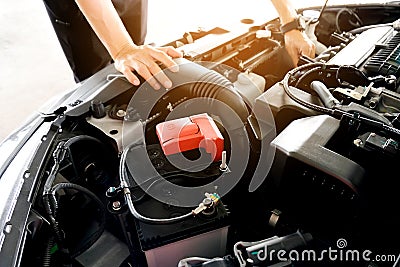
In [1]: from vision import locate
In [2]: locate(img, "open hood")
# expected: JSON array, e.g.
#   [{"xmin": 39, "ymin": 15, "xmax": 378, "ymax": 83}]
[{"xmin": 1, "ymin": 1, "xmax": 399, "ymax": 267}]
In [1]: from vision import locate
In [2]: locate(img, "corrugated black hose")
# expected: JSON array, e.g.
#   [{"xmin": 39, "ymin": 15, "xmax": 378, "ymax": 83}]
[
  {"xmin": 50, "ymin": 182, "xmax": 106, "ymax": 258},
  {"xmin": 42, "ymin": 236, "xmax": 55, "ymax": 267}
]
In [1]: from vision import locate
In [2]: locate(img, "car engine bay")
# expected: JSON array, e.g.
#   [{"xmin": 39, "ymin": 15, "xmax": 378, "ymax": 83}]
[{"xmin": 19, "ymin": 3, "xmax": 400, "ymax": 267}]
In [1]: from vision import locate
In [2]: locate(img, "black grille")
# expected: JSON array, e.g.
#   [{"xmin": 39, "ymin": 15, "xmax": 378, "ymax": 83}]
[{"xmin": 364, "ymin": 31, "xmax": 400, "ymax": 76}]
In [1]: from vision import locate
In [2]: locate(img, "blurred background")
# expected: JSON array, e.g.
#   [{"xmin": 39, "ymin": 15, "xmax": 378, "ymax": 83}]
[{"xmin": 0, "ymin": 0, "xmax": 331, "ymax": 142}]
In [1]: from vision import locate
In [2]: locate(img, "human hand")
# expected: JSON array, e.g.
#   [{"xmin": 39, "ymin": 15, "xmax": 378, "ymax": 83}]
[
  {"xmin": 114, "ymin": 44, "xmax": 183, "ymax": 89},
  {"xmin": 284, "ymin": 29, "xmax": 315, "ymax": 66}
]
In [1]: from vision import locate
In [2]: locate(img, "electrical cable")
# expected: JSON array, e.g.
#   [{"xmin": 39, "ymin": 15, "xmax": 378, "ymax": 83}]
[
  {"xmin": 119, "ymin": 144, "xmax": 194, "ymax": 224},
  {"xmin": 40, "ymin": 135, "xmax": 112, "ymax": 264},
  {"xmin": 294, "ymin": 65, "xmax": 326, "ymax": 88},
  {"xmin": 42, "ymin": 236, "xmax": 55, "ymax": 267},
  {"xmin": 63, "ymin": 135, "xmax": 105, "ymax": 180},
  {"xmin": 43, "ymin": 142, "xmax": 67, "ymax": 195},
  {"xmin": 42, "ymin": 150, "xmax": 72, "ymax": 266},
  {"xmin": 234, "ymin": 237, "xmax": 279, "ymax": 267},
  {"xmin": 125, "ymin": 192, "xmax": 193, "ymax": 224},
  {"xmin": 41, "ymin": 201, "xmax": 71, "ymax": 267},
  {"xmin": 50, "ymin": 182, "xmax": 106, "ymax": 258},
  {"xmin": 282, "ymin": 62, "xmax": 336, "ymax": 115},
  {"xmin": 63, "ymin": 135, "xmax": 103, "ymax": 148},
  {"xmin": 177, "ymin": 257, "xmax": 213, "ymax": 267},
  {"xmin": 335, "ymin": 8, "xmax": 363, "ymax": 33},
  {"xmin": 282, "ymin": 63, "xmax": 400, "ymax": 138},
  {"xmin": 43, "ymin": 135, "xmax": 105, "ymax": 195}
]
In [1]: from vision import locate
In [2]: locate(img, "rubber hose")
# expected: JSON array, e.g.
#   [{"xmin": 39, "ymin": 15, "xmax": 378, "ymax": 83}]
[
  {"xmin": 42, "ymin": 236, "xmax": 55, "ymax": 267},
  {"xmin": 165, "ymin": 58, "xmax": 249, "ymax": 124},
  {"xmin": 50, "ymin": 183, "xmax": 106, "ymax": 257}
]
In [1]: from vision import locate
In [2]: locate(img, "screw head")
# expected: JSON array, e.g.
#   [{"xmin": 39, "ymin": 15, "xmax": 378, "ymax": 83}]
[
  {"xmin": 203, "ymin": 197, "xmax": 213, "ymax": 207},
  {"xmin": 112, "ymin": 201, "xmax": 121, "ymax": 210}
]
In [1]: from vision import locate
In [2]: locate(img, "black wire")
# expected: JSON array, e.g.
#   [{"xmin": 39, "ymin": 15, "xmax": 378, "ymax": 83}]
[
  {"xmin": 43, "ymin": 135, "xmax": 104, "ymax": 195},
  {"xmin": 42, "ymin": 194, "xmax": 67, "ymax": 251},
  {"xmin": 294, "ymin": 66, "xmax": 324, "ymax": 88},
  {"xmin": 63, "ymin": 135, "xmax": 104, "ymax": 180},
  {"xmin": 125, "ymin": 192, "xmax": 193, "ymax": 225},
  {"xmin": 283, "ymin": 62, "xmax": 335, "ymax": 115},
  {"xmin": 42, "ymin": 236, "xmax": 55, "ymax": 267},
  {"xmin": 335, "ymin": 8, "xmax": 363, "ymax": 33},
  {"xmin": 63, "ymin": 135, "xmax": 103, "ymax": 148},
  {"xmin": 119, "ymin": 144, "xmax": 195, "ymax": 224},
  {"xmin": 50, "ymin": 182, "xmax": 107, "ymax": 258},
  {"xmin": 282, "ymin": 63, "xmax": 400, "ymax": 139}
]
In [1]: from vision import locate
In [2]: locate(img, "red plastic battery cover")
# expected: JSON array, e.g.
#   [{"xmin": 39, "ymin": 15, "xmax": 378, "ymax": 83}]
[{"xmin": 155, "ymin": 113, "xmax": 224, "ymax": 161}]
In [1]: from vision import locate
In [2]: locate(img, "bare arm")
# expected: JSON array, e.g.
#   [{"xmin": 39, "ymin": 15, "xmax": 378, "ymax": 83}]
[
  {"xmin": 75, "ymin": 0, "xmax": 182, "ymax": 89},
  {"xmin": 270, "ymin": 0, "xmax": 315, "ymax": 66}
]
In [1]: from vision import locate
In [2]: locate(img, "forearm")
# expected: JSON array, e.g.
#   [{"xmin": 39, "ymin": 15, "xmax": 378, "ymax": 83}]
[
  {"xmin": 270, "ymin": 0, "xmax": 315, "ymax": 65},
  {"xmin": 270, "ymin": 0, "xmax": 298, "ymax": 24},
  {"xmin": 75, "ymin": 0, "xmax": 135, "ymax": 59}
]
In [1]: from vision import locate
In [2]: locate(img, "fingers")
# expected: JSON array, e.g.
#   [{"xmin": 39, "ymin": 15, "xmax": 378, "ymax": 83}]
[
  {"xmin": 114, "ymin": 45, "xmax": 182, "ymax": 90},
  {"xmin": 284, "ymin": 30, "xmax": 316, "ymax": 66},
  {"xmin": 150, "ymin": 46, "xmax": 181, "ymax": 73},
  {"xmin": 298, "ymin": 36, "xmax": 316, "ymax": 60},
  {"xmin": 286, "ymin": 46, "xmax": 299, "ymax": 66},
  {"xmin": 134, "ymin": 60, "xmax": 162, "ymax": 90},
  {"xmin": 159, "ymin": 46, "xmax": 183, "ymax": 60},
  {"xmin": 115, "ymin": 63, "xmax": 140, "ymax": 86}
]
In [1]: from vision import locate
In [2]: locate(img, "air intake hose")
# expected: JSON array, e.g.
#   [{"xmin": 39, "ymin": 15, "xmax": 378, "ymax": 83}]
[
  {"xmin": 134, "ymin": 58, "xmax": 250, "ymax": 129},
  {"xmin": 171, "ymin": 58, "xmax": 249, "ymax": 125}
]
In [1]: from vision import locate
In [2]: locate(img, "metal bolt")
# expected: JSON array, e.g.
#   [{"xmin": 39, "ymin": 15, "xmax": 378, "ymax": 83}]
[
  {"xmin": 203, "ymin": 197, "xmax": 213, "ymax": 207},
  {"xmin": 112, "ymin": 201, "xmax": 121, "ymax": 210},
  {"xmin": 116, "ymin": 109, "xmax": 126, "ymax": 118},
  {"xmin": 219, "ymin": 151, "xmax": 228, "ymax": 171}
]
